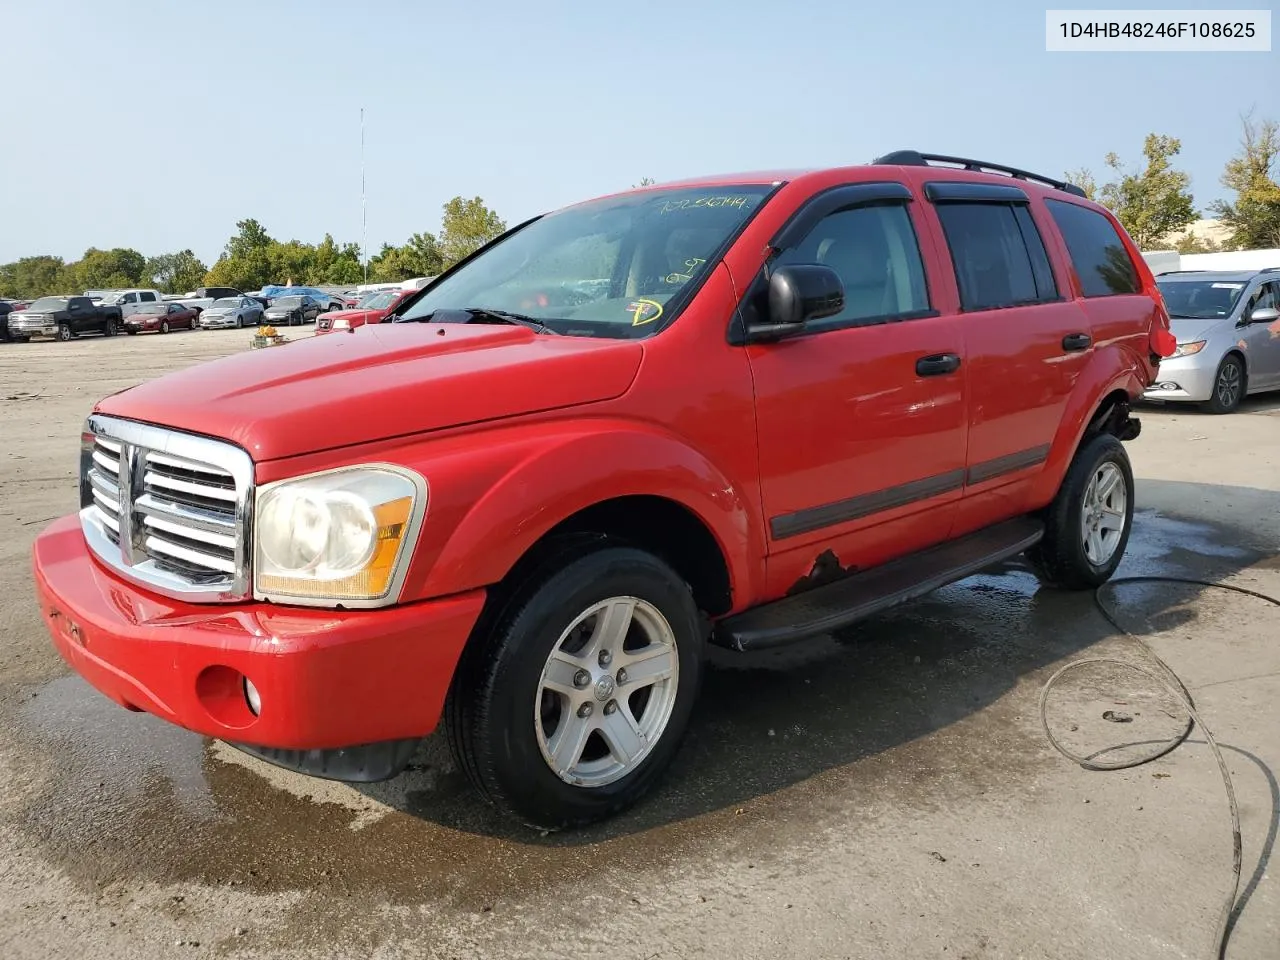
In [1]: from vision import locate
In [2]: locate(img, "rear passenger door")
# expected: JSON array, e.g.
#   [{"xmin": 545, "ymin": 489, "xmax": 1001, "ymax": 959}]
[{"xmin": 921, "ymin": 182, "xmax": 1091, "ymax": 526}]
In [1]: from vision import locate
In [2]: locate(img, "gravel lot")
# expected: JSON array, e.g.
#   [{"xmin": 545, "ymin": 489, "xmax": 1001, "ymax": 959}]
[{"xmin": 1, "ymin": 328, "xmax": 1277, "ymax": 960}]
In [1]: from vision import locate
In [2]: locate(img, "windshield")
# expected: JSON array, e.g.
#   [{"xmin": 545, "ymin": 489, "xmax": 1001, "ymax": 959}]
[
  {"xmin": 272, "ymin": 297, "xmax": 303, "ymax": 308},
  {"xmin": 358, "ymin": 291, "xmax": 396, "ymax": 310},
  {"xmin": 28, "ymin": 297, "xmax": 68, "ymax": 311},
  {"xmin": 1157, "ymin": 279, "xmax": 1248, "ymax": 320},
  {"xmin": 210, "ymin": 298, "xmax": 240, "ymax": 308},
  {"xmin": 399, "ymin": 184, "xmax": 775, "ymax": 337},
  {"xmin": 137, "ymin": 304, "xmax": 167, "ymax": 314}
]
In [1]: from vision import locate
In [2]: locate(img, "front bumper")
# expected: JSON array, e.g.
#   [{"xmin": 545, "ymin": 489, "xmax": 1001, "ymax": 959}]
[
  {"xmin": 1141, "ymin": 352, "xmax": 1218, "ymax": 403},
  {"xmin": 32, "ymin": 515, "xmax": 485, "ymax": 779},
  {"xmin": 199, "ymin": 315, "xmax": 237, "ymax": 328},
  {"xmin": 124, "ymin": 319, "xmax": 161, "ymax": 332},
  {"xmin": 8, "ymin": 317, "xmax": 56, "ymax": 337}
]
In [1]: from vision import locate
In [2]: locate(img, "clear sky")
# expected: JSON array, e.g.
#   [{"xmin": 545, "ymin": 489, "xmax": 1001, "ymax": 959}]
[{"xmin": 1, "ymin": 0, "xmax": 1276, "ymax": 266}]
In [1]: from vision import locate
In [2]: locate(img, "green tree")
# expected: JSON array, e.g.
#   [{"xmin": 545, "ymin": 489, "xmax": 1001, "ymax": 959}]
[
  {"xmin": 225, "ymin": 218, "xmax": 274, "ymax": 260},
  {"xmin": 438, "ymin": 196, "xmax": 506, "ymax": 268},
  {"xmin": 74, "ymin": 247, "xmax": 148, "ymax": 290},
  {"xmin": 146, "ymin": 250, "xmax": 208, "ymax": 293},
  {"xmin": 1063, "ymin": 168, "xmax": 1097, "ymax": 201},
  {"xmin": 1209, "ymin": 113, "xmax": 1280, "ymax": 251},
  {"xmin": 0, "ymin": 255, "xmax": 72, "ymax": 298},
  {"xmin": 1097, "ymin": 134, "xmax": 1197, "ymax": 249},
  {"xmin": 634, "ymin": 176, "xmax": 656, "ymax": 187}
]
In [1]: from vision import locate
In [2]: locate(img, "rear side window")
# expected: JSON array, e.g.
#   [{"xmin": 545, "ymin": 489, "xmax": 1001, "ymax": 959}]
[
  {"xmin": 1044, "ymin": 199, "xmax": 1140, "ymax": 297},
  {"xmin": 934, "ymin": 203, "xmax": 1058, "ymax": 312},
  {"xmin": 141, "ymin": 291, "xmax": 156, "ymax": 302}
]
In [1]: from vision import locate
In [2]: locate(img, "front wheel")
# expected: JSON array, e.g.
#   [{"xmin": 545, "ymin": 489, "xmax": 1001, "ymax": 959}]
[
  {"xmin": 1027, "ymin": 433, "xmax": 1135, "ymax": 590},
  {"xmin": 160, "ymin": 320, "xmax": 170, "ymax": 334},
  {"xmin": 58, "ymin": 323, "xmax": 73, "ymax": 341},
  {"xmin": 1202, "ymin": 354, "xmax": 1245, "ymax": 414},
  {"xmin": 445, "ymin": 545, "xmax": 704, "ymax": 829}
]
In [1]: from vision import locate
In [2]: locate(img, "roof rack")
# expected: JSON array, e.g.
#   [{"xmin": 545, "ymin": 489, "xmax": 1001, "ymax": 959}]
[{"xmin": 872, "ymin": 150, "xmax": 1089, "ymax": 198}]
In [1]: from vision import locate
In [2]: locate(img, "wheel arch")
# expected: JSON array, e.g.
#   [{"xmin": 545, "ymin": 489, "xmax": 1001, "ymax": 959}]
[
  {"xmin": 398, "ymin": 423, "xmax": 762, "ymax": 617},
  {"xmin": 1030, "ymin": 353, "xmax": 1145, "ymax": 507}
]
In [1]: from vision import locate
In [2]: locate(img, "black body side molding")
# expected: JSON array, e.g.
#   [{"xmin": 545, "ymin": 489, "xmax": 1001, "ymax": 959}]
[{"xmin": 712, "ymin": 516, "xmax": 1044, "ymax": 652}]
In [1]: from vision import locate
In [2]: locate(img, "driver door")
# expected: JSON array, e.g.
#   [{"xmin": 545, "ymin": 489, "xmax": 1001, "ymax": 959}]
[{"xmin": 742, "ymin": 185, "xmax": 968, "ymax": 593}]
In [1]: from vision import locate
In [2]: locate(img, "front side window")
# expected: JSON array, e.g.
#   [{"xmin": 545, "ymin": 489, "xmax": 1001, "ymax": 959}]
[
  {"xmin": 771, "ymin": 203, "xmax": 931, "ymax": 330},
  {"xmin": 399, "ymin": 184, "xmax": 775, "ymax": 338},
  {"xmin": 934, "ymin": 202, "xmax": 1055, "ymax": 311},
  {"xmin": 1045, "ymin": 199, "xmax": 1140, "ymax": 297}
]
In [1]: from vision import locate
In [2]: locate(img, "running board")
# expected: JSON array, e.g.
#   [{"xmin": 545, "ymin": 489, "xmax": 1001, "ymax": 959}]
[{"xmin": 712, "ymin": 517, "xmax": 1045, "ymax": 652}]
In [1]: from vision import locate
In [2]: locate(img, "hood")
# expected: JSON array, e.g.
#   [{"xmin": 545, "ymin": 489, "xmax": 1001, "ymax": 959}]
[
  {"xmin": 1168, "ymin": 317, "xmax": 1221, "ymax": 343},
  {"xmin": 324, "ymin": 307, "xmax": 382, "ymax": 323},
  {"xmin": 95, "ymin": 323, "xmax": 644, "ymax": 462}
]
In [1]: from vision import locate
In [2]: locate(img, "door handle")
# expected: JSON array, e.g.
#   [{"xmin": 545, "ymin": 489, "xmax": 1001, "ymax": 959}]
[
  {"xmin": 916, "ymin": 353, "xmax": 961, "ymax": 377},
  {"xmin": 1062, "ymin": 332, "xmax": 1092, "ymax": 352}
]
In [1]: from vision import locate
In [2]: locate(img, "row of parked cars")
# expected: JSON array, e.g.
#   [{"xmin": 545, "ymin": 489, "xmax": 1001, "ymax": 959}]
[{"xmin": 0, "ymin": 282, "xmax": 413, "ymax": 343}]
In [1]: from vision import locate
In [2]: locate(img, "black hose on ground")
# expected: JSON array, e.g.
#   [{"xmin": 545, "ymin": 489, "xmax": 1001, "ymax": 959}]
[{"xmin": 1038, "ymin": 575, "xmax": 1280, "ymax": 960}]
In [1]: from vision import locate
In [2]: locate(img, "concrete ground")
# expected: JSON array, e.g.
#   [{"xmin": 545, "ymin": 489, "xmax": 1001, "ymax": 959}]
[{"xmin": 0, "ymin": 328, "xmax": 1276, "ymax": 960}]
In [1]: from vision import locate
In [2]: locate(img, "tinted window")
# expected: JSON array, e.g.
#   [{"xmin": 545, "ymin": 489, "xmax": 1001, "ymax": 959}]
[
  {"xmin": 140, "ymin": 291, "xmax": 156, "ymax": 302},
  {"xmin": 934, "ymin": 203, "xmax": 1052, "ymax": 311},
  {"xmin": 772, "ymin": 203, "xmax": 931, "ymax": 330},
  {"xmin": 1045, "ymin": 199, "xmax": 1140, "ymax": 297}
]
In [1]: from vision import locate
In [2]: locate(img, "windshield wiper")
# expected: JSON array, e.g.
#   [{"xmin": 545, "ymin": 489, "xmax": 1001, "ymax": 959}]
[
  {"xmin": 398, "ymin": 306, "xmax": 558, "ymax": 334},
  {"xmin": 458, "ymin": 307, "xmax": 558, "ymax": 334}
]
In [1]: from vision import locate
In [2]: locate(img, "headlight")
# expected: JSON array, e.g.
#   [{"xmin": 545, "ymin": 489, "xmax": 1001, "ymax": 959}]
[
  {"xmin": 332, "ymin": 317, "xmax": 350, "ymax": 329},
  {"xmin": 1172, "ymin": 340, "xmax": 1206, "ymax": 358},
  {"xmin": 253, "ymin": 465, "xmax": 427, "ymax": 606}
]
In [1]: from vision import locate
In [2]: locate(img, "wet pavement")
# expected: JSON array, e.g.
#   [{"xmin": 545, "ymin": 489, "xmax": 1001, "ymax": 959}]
[{"xmin": 1, "ymin": 334, "xmax": 1278, "ymax": 959}]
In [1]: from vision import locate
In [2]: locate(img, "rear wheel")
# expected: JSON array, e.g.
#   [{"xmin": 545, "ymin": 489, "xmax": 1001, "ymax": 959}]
[
  {"xmin": 1027, "ymin": 433, "xmax": 1134, "ymax": 590},
  {"xmin": 446, "ymin": 545, "xmax": 704, "ymax": 829},
  {"xmin": 1202, "ymin": 354, "xmax": 1244, "ymax": 414},
  {"xmin": 104, "ymin": 319, "xmax": 117, "ymax": 337}
]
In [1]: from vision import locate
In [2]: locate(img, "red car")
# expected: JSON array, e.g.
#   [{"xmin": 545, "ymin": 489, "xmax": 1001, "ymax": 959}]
[
  {"xmin": 32, "ymin": 151, "xmax": 1173, "ymax": 829},
  {"xmin": 123, "ymin": 302, "xmax": 199, "ymax": 334},
  {"xmin": 315, "ymin": 287, "xmax": 417, "ymax": 334}
]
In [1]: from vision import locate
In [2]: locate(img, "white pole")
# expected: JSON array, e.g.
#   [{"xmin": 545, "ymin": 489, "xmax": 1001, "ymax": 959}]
[{"xmin": 361, "ymin": 107, "xmax": 368, "ymax": 283}]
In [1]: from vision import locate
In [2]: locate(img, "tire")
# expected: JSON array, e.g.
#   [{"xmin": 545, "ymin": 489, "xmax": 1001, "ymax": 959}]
[
  {"xmin": 1027, "ymin": 433, "xmax": 1135, "ymax": 590},
  {"xmin": 445, "ymin": 544, "xmax": 704, "ymax": 829},
  {"xmin": 104, "ymin": 319, "xmax": 117, "ymax": 337},
  {"xmin": 58, "ymin": 323, "xmax": 73, "ymax": 341},
  {"xmin": 160, "ymin": 320, "xmax": 170, "ymax": 334},
  {"xmin": 1201, "ymin": 353, "xmax": 1245, "ymax": 414},
  {"xmin": 236, "ymin": 315, "xmax": 244, "ymax": 329},
  {"xmin": 125, "ymin": 329, "xmax": 136, "ymax": 335}
]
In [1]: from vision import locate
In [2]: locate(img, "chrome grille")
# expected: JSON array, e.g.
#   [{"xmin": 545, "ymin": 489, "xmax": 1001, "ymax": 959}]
[{"xmin": 79, "ymin": 414, "xmax": 254, "ymax": 602}]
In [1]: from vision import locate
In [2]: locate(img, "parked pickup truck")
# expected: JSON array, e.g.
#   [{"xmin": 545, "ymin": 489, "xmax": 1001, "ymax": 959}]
[
  {"xmin": 166, "ymin": 286, "xmax": 247, "ymax": 315},
  {"xmin": 31, "ymin": 151, "xmax": 1175, "ymax": 830},
  {"xmin": 7, "ymin": 295, "xmax": 123, "ymax": 341}
]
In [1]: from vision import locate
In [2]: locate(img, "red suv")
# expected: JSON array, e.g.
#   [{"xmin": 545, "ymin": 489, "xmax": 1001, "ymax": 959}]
[{"xmin": 31, "ymin": 151, "xmax": 1173, "ymax": 828}]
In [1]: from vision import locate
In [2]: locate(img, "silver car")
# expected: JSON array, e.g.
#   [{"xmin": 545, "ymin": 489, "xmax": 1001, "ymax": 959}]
[
  {"xmin": 198, "ymin": 296, "xmax": 264, "ymax": 330},
  {"xmin": 1145, "ymin": 268, "xmax": 1280, "ymax": 413}
]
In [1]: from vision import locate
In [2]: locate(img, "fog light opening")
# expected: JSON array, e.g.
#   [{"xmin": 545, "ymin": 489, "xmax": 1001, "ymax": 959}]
[{"xmin": 244, "ymin": 677, "xmax": 262, "ymax": 717}]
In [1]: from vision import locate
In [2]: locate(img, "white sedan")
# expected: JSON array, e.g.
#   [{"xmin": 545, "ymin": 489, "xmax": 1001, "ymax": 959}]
[{"xmin": 198, "ymin": 297, "xmax": 265, "ymax": 329}]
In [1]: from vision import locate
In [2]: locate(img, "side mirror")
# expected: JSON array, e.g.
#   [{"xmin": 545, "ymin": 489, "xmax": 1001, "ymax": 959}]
[
  {"xmin": 744, "ymin": 264, "xmax": 845, "ymax": 343},
  {"xmin": 1248, "ymin": 306, "xmax": 1279, "ymax": 325}
]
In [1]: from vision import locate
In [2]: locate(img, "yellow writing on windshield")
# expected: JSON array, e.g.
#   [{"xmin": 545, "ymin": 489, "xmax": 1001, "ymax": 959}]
[
  {"xmin": 628, "ymin": 299, "xmax": 664, "ymax": 326},
  {"xmin": 660, "ymin": 196, "xmax": 748, "ymax": 214},
  {"xmin": 664, "ymin": 257, "xmax": 707, "ymax": 285}
]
